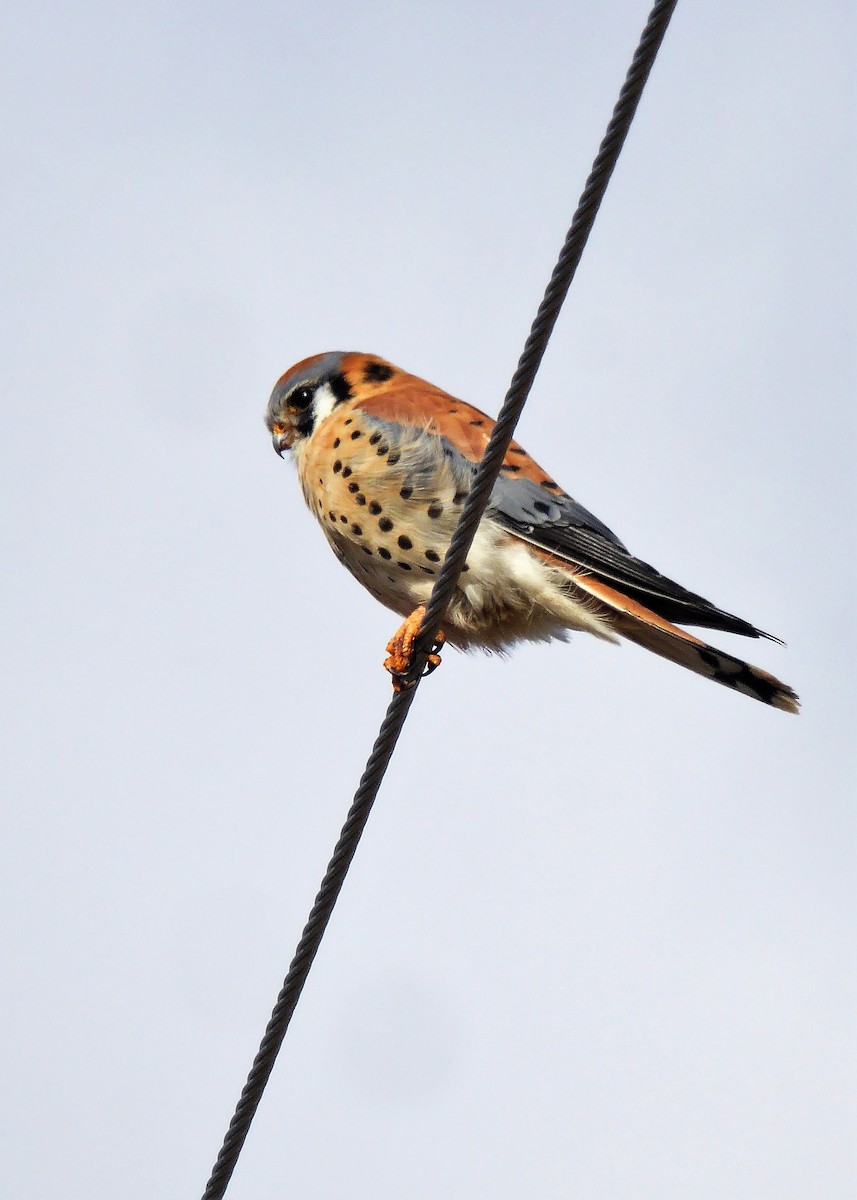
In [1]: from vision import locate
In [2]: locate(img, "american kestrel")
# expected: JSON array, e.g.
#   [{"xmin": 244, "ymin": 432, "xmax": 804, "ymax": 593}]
[{"xmin": 266, "ymin": 351, "xmax": 798, "ymax": 712}]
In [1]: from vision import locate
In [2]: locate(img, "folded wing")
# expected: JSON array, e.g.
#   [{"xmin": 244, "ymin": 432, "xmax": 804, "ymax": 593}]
[{"xmin": 489, "ymin": 474, "xmax": 778, "ymax": 641}]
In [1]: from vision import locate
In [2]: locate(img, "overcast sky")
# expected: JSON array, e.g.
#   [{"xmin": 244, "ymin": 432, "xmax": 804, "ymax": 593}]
[{"xmin": 2, "ymin": 2, "xmax": 854, "ymax": 1197}]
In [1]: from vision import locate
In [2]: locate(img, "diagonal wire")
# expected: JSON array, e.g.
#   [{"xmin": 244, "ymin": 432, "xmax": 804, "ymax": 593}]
[{"xmin": 201, "ymin": 2, "xmax": 677, "ymax": 1196}]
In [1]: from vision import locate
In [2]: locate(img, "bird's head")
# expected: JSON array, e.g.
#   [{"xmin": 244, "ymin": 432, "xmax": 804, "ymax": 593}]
[
  {"xmin": 266, "ymin": 351, "xmax": 350, "ymax": 456},
  {"xmin": 266, "ymin": 351, "xmax": 400, "ymax": 455}
]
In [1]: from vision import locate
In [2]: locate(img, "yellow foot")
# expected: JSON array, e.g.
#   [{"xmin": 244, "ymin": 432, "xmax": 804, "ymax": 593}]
[{"xmin": 384, "ymin": 604, "xmax": 446, "ymax": 692}]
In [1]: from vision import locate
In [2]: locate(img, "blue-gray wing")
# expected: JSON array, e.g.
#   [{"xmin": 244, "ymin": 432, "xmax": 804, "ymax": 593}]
[{"xmin": 489, "ymin": 474, "xmax": 774, "ymax": 640}]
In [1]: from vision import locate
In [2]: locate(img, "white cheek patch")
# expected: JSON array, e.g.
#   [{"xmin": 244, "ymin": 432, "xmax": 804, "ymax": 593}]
[{"xmin": 311, "ymin": 382, "xmax": 340, "ymax": 428}]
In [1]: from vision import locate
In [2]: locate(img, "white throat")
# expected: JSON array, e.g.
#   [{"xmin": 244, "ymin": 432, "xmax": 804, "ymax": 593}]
[{"xmin": 311, "ymin": 381, "xmax": 340, "ymax": 429}]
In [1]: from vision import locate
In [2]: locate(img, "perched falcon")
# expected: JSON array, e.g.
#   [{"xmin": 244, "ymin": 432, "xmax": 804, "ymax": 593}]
[{"xmin": 266, "ymin": 351, "xmax": 798, "ymax": 712}]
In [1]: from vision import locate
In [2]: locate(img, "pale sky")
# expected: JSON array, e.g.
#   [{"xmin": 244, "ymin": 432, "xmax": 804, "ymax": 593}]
[{"xmin": 2, "ymin": 2, "xmax": 854, "ymax": 1197}]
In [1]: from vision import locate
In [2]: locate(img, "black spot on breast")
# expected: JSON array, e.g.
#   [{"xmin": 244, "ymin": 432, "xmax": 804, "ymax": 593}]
[
  {"xmin": 369, "ymin": 432, "xmax": 382, "ymax": 445},
  {"xmin": 351, "ymin": 524, "xmax": 363, "ymax": 536},
  {"xmin": 348, "ymin": 481, "xmax": 359, "ymax": 493},
  {"xmin": 329, "ymin": 372, "xmax": 352, "ymax": 404},
  {"xmin": 378, "ymin": 547, "xmax": 392, "ymax": 560},
  {"xmin": 419, "ymin": 565, "xmax": 435, "ymax": 575},
  {"xmin": 340, "ymin": 514, "xmax": 348, "ymax": 523},
  {"xmin": 387, "ymin": 451, "xmax": 400, "ymax": 465},
  {"xmin": 333, "ymin": 437, "xmax": 341, "ymax": 449},
  {"xmin": 398, "ymin": 561, "xmax": 412, "ymax": 571},
  {"xmin": 399, "ymin": 486, "xmax": 413, "ymax": 500},
  {"xmin": 376, "ymin": 443, "xmax": 389, "ymax": 456},
  {"xmin": 369, "ymin": 500, "xmax": 382, "ymax": 514},
  {"xmin": 378, "ymin": 517, "xmax": 393, "ymax": 532},
  {"xmin": 342, "ymin": 466, "xmax": 352, "ymax": 478},
  {"xmin": 362, "ymin": 545, "xmax": 373, "ymax": 555},
  {"xmin": 333, "ymin": 460, "xmax": 342, "ymax": 473},
  {"xmin": 350, "ymin": 429, "xmax": 362, "ymax": 440},
  {"xmin": 354, "ymin": 493, "xmax": 367, "ymax": 506},
  {"xmin": 363, "ymin": 361, "xmax": 393, "ymax": 383},
  {"xmin": 427, "ymin": 502, "xmax": 444, "ymax": 519},
  {"xmin": 344, "ymin": 418, "xmax": 353, "ymax": 425},
  {"xmin": 425, "ymin": 549, "xmax": 441, "ymax": 563},
  {"xmin": 397, "ymin": 535, "xmax": 412, "ymax": 550},
  {"xmin": 453, "ymin": 491, "xmax": 467, "ymax": 505},
  {"xmin": 328, "ymin": 512, "xmax": 336, "ymax": 522}
]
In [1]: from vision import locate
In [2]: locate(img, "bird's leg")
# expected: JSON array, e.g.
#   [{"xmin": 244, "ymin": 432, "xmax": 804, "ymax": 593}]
[{"xmin": 384, "ymin": 604, "xmax": 446, "ymax": 691}]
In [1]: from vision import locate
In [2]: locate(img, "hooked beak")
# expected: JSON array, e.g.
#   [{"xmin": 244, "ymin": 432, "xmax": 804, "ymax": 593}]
[{"xmin": 271, "ymin": 426, "xmax": 293, "ymax": 457}]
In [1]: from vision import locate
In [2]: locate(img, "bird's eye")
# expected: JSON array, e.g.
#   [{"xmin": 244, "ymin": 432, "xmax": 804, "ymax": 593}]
[{"xmin": 289, "ymin": 386, "xmax": 315, "ymax": 410}]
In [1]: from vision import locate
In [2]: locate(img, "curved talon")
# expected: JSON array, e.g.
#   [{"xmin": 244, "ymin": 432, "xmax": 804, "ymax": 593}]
[
  {"xmin": 422, "ymin": 657, "xmax": 440, "ymax": 678},
  {"xmin": 388, "ymin": 672, "xmax": 415, "ymax": 694},
  {"xmin": 425, "ymin": 630, "xmax": 445, "ymax": 671}
]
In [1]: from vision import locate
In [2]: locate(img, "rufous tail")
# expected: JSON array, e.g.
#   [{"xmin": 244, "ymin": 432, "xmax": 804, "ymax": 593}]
[{"xmin": 570, "ymin": 573, "xmax": 799, "ymax": 713}]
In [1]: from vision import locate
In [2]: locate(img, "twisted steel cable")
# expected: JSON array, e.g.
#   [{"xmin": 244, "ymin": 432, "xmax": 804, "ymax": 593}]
[{"xmin": 201, "ymin": 2, "xmax": 677, "ymax": 1195}]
